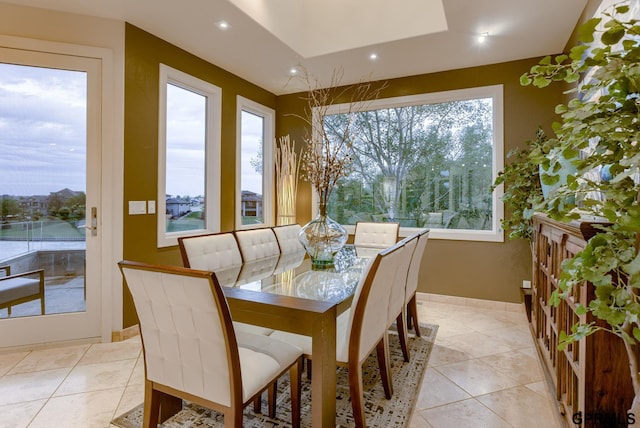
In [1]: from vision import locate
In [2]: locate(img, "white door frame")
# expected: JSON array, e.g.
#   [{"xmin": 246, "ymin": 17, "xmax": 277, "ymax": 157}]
[{"xmin": 0, "ymin": 35, "xmax": 120, "ymax": 348}]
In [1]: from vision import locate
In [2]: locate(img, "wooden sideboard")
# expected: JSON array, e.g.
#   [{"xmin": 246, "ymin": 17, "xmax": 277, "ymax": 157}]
[{"xmin": 531, "ymin": 213, "xmax": 634, "ymax": 427}]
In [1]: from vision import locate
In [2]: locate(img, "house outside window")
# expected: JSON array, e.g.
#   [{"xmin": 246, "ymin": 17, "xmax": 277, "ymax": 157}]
[
  {"xmin": 157, "ymin": 64, "xmax": 221, "ymax": 247},
  {"xmin": 236, "ymin": 96, "xmax": 274, "ymax": 229}
]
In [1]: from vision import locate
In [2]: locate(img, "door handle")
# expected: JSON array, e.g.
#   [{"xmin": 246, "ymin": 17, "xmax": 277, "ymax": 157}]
[{"xmin": 85, "ymin": 206, "xmax": 97, "ymax": 236}]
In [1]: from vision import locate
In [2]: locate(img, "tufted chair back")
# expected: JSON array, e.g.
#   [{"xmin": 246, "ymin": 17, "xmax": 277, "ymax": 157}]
[
  {"xmin": 119, "ymin": 261, "xmax": 237, "ymax": 407},
  {"xmin": 387, "ymin": 235, "xmax": 418, "ymax": 328},
  {"xmin": 234, "ymin": 228, "xmax": 281, "ymax": 262},
  {"xmin": 272, "ymin": 224, "xmax": 304, "ymax": 253},
  {"xmin": 347, "ymin": 243, "xmax": 404, "ymax": 363},
  {"xmin": 404, "ymin": 228, "xmax": 430, "ymax": 342},
  {"xmin": 353, "ymin": 221, "xmax": 399, "ymax": 248},
  {"xmin": 406, "ymin": 229, "xmax": 430, "ymax": 304},
  {"xmin": 119, "ymin": 260, "xmax": 304, "ymax": 427},
  {"xmin": 178, "ymin": 232, "xmax": 242, "ymax": 270}
]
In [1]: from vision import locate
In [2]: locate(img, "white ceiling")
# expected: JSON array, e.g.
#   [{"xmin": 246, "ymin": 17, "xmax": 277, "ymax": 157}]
[{"xmin": 3, "ymin": 0, "xmax": 589, "ymax": 95}]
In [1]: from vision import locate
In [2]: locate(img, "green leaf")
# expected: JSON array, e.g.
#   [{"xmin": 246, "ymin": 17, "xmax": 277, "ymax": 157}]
[
  {"xmin": 602, "ymin": 26, "xmax": 626, "ymax": 45},
  {"xmin": 616, "ymin": 5, "xmax": 630, "ymax": 14},
  {"xmin": 520, "ymin": 73, "xmax": 532, "ymax": 86},
  {"xmin": 624, "ymin": 252, "xmax": 640, "ymax": 276},
  {"xmin": 533, "ymin": 75, "xmax": 551, "ymax": 88},
  {"xmin": 540, "ymin": 172, "xmax": 559, "ymax": 186},
  {"xmin": 578, "ymin": 18, "xmax": 601, "ymax": 43},
  {"xmin": 570, "ymin": 45, "xmax": 588, "ymax": 61},
  {"xmin": 633, "ymin": 327, "xmax": 640, "ymax": 343},
  {"xmin": 539, "ymin": 55, "xmax": 552, "ymax": 65},
  {"xmin": 555, "ymin": 54, "xmax": 568, "ymax": 64},
  {"xmin": 575, "ymin": 304, "xmax": 588, "ymax": 316}
]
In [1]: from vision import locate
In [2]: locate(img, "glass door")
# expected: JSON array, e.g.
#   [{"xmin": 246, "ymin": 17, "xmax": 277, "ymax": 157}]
[{"xmin": 0, "ymin": 47, "xmax": 102, "ymax": 347}]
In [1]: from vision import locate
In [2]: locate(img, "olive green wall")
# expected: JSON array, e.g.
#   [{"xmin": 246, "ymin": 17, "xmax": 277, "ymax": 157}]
[
  {"xmin": 124, "ymin": 24, "xmax": 566, "ymax": 325},
  {"xmin": 123, "ymin": 24, "xmax": 277, "ymax": 326},
  {"xmin": 276, "ymin": 58, "xmax": 564, "ymax": 304}
]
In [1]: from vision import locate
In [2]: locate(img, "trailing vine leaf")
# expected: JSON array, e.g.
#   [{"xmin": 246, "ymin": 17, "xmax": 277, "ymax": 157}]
[
  {"xmin": 521, "ymin": 2, "xmax": 640, "ymax": 401},
  {"xmin": 491, "ymin": 128, "xmax": 545, "ymax": 246}
]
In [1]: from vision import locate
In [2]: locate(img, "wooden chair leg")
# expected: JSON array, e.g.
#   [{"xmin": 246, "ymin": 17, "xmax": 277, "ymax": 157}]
[
  {"xmin": 348, "ymin": 360, "xmax": 367, "ymax": 428},
  {"xmin": 225, "ymin": 405, "xmax": 244, "ymax": 428},
  {"xmin": 408, "ymin": 295, "xmax": 421, "ymax": 337},
  {"xmin": 268, "ymin": 380, "xmax": 277, "ymax": 418},
  {"xmin": 158, "ymin": 392, "xmax": 182, "ymax": 423},
  {"xmin": 253, "ymin": 394, "xmax": 261, "ymax": 413},
  {"xmin": 396, "ymin": 312, "xmax": 410, "ymax": 362},
  {"xmin": 306, "ymin": 358, "xmax": 312, "ymax": 380},
  {"xmin": 376, "ymin": 335, "xmax": 393, "ymax": 399},
  {"xmin": 290, "ymin": 357, "xmax": 302, "ymax": 428},
  {"xmin": 143, "ymin": 380, "xmax": 161, "ymax": 428}
]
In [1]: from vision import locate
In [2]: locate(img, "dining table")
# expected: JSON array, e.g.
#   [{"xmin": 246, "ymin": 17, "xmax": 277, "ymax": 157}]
[{"xmin": 214, "ymin": 245, "xmax": 377, "ymax": 428}]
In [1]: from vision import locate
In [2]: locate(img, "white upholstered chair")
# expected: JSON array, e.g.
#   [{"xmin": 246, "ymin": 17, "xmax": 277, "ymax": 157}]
[
  {"xmin": 353, "ymin": 221, "xmax": 399, "ymax": 248},
  {"xmin": 405, "ymin": 229, "xmax": 430, "ymax": 340},
  {"xmin": 178, "ymin": 232, "xmax": 242, "ymax": 271},
  {"xmin": 271, "ymin": 244, "xmax": 404, "ymax": 427},
  {"xmin": 178, "ymin": 232, "xmax": 273, "ymax": 336},
  {"xmin": 387, "ymin": 234, "xmax": 418, "ymax": 362},
  {"xmin": 233, "ymin": 228, "xmax": 281, "ymax": 262},
  {"xmin": 118, "ymin": 261, "xmax": 303, "ymax": 428},
  {"xmin": 272, "ymin": 224, "xmax": 304, "ymax": 253}
]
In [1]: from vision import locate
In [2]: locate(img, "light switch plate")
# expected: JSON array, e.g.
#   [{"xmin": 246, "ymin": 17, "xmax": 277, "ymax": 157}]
[
  {"xmin": 129, "ymin": 200, "xmax": 147, "ymax": 215},
  {"xmin": 147, "ymin": 200, "xmax": 156, "ymax": 214}
]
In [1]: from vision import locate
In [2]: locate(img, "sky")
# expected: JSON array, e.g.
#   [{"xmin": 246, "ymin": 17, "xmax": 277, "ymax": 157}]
[
  {"xmin": 1, "ymin": 63, "xmax": 264, "ymax": 199},
  {"xmin": 0, "ymin": 63, "xmax": 87, "ymax": 196}
]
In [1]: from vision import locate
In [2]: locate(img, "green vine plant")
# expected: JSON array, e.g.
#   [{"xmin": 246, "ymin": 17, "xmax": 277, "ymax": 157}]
[
  {"xmin": 492, "ymin": 128, "xmax": 545, "ymax": 253},
  {"xmin": 521, "ymin": 2, "xmax": 640, "ymax": 411}
]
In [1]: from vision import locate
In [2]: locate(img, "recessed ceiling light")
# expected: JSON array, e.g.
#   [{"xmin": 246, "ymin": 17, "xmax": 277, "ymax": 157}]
[
  {"xmin": 216, "ymin": 20, "xmax": 230, "ymax": 30},
  {"xmin": 369, "ymin": 53, "xmax": 378, "ymax": 61},
  {"xmin": 478, "ymin": 32, "xmax": 489, "ymax": 43},
  {"xmin": 289, "ymin": 67, "xmax": 298, "ymax": 75}
]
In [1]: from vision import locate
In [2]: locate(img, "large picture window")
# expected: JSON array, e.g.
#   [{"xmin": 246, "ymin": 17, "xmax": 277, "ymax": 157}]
[
  {"xmin": 319, "ymin": 85, "xmax": 504, "ymax": 242},
  {"xmin": 236, "ymin": 97, "xmax": 274, "ymax": 229},
  {"xmin": 158, "ymin": 64, "xmax": 221, "ymax": 247}
]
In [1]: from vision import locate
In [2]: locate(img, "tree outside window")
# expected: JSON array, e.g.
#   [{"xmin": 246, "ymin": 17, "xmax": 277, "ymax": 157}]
[{"xmin": 321, "ymin": 88, "xmax": 500, "ymax": 239}]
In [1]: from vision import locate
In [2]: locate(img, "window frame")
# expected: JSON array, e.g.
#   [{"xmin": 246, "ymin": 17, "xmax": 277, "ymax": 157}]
[
  {"xmin": 157, "ymin": 64, "xmax": 221, "ymax": 247},
  {"xmin": 314, "ymin": 84, "xmax": 504, "ymax": 242},
  {"xmin": 235, "ymin": 96, "xmax": 275, "ymax": 229}
]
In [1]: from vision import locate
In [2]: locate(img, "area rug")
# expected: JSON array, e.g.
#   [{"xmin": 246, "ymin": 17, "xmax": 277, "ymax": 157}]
[{"xmin": 112, "ymin": 323, "xmax": 437, "ymax": 428}]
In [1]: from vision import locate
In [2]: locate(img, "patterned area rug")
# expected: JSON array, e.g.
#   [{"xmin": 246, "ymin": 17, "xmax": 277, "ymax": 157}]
[{"xmin": 112, "ymin": 323, "xmax": 437, "ymax": 428}]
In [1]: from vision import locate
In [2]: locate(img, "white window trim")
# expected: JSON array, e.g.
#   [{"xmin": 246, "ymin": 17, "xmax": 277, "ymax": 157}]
[
  {"xmin": 158, "ymin": 64, "xmax": 221, "ymax": 247},
  {"xmin": 235, "ymin": 96, "xmax": 275, "ymax": 229},
  {"xmin": 315, "ymin": 84, "xmax": 505, "ymax": 242}
]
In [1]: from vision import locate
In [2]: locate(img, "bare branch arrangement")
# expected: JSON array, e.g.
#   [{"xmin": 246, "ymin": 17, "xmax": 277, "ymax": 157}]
[
  {"xmin": 294, "ymin": 67, "xmax": 387, "ymax": 211},
  {"xmin": 275, "ymin": 134, "xmax": 299, "ymax": 225}
]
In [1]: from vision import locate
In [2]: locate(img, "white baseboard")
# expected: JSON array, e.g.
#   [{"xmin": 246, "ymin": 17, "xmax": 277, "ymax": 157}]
[{"xmin": 416, "ymin": 292, "xmax": 523, "ymax": 313}]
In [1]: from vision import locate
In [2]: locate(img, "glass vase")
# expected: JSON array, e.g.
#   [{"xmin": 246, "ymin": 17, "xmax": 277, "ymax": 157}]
[{"xmin": 298, "ymin": 205, "xmax": 348, "ymax": 269}]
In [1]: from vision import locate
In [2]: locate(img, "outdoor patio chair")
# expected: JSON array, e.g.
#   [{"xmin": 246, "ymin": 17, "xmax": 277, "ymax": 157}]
[{"xmin": 0, "ymin": 266, "xmax": 45, "ymax": 316}]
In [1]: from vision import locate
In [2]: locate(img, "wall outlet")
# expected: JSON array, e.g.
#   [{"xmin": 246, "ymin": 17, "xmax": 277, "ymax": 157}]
[
  {"xmin": 147, "ymin": 200, "xmax": 156, "ymax": 214},
  {"xmin": 522, "ymin": 280, "xmax": 532, "ymax": 289}
]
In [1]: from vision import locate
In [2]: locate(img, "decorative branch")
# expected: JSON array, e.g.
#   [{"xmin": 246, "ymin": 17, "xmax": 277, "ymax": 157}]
[
  {"xmin": 275, "ymin": 135, "xmax": 300, "ymax": 225},
  {"xmin": 291, "ymin": 67, "xmax": 387, "ymax": 208}
]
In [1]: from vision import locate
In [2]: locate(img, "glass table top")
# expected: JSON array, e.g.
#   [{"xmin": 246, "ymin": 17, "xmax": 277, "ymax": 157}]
[{"xmin": 214, "ymin": 245, "xmax": 378, "ymax": 303}]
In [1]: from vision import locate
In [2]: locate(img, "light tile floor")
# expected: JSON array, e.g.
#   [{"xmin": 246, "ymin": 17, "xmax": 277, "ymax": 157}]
[{"xmin": 0, "ymin": 300, "xmax": 562, "ymax": 428}]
